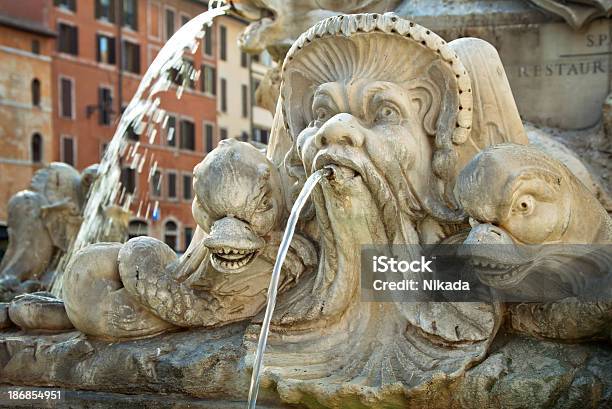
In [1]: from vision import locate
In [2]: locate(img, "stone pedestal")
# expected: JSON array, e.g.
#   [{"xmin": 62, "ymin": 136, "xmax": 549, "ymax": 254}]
[
  {"xmin": 1, "ymin": 326, "xmax": 610, "ymax": 408},
  {"xmin": 396, "ymin": 1, "xmax": 612, "ymax": 129}
]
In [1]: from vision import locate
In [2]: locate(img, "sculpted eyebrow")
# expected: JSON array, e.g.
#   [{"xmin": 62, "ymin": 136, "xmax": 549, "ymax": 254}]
[
  {"xmin": 312, "ymin": 91, "xmax": 340, "ymax": 115},
  {"xmin": 366, "ymin": 87, "xmax": 407, "ymax": 118}
]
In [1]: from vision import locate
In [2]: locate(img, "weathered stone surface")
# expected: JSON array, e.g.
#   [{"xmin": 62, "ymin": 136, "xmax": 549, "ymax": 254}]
[
  {"xmin": 4, "ymin": 10, "xmax": 611, "ymax": 409},
  {"xmin": 8, "ymin": 292, "xmax": 73, "ymax": 332},
  {"xmin": 0, "ymin": 328, "xmax": 610, "ymax": 408},
  {"xmin": 0, "ymin": 324, "xmax": 251, "ymax": 400},
  {"xmin": 528, "ymin": 0, "xmax": 612, "ymax": 29},
  {"xmin": 0, "ymin": 303, "xmax": 11, "ymax": 330},
  {"xmin": 62, "ymin": 140, "xmax": 317, "ymax": 340},
  {"xmin": 604, "ymin": 93, "xmax": 612, "ymax": 140}
]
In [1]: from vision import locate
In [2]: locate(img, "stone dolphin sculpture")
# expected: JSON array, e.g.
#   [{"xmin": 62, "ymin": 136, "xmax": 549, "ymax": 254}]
[{"xmin": 456, "ymin": 143, "xmax": 612, "ymax": 341}]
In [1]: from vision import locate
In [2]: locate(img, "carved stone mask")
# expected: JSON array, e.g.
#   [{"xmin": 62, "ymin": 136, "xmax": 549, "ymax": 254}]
[{"xmin": 281, "ymin": 13, "xmax": 474, "ymax": 224}]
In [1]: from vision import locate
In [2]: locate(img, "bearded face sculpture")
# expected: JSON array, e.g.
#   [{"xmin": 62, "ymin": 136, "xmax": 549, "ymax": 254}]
[{"xmin": 240, "ymin": 13, "xmax": 538, "ymax": 404}]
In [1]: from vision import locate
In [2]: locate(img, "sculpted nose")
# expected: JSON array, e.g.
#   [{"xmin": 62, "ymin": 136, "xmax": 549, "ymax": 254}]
[{"xmin": 315, "ymin": 113, "xmax": 365, "ymax": 148}]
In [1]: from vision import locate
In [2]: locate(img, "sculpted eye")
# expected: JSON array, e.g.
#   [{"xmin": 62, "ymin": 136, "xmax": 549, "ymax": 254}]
[
  {"xmin": 375, "ymin": 103, "xmax": 401, "ymax": 124},
  {"xmin": 513, "ymin": 194, "xmax": 535, "ymax": 216},
  {"xmin": 313, "ymin": 107, "xmax": 331, "ymax": 125},
  {"xmin": 256, "ymin": 196, "xmax": 273, "ymax": 213}
]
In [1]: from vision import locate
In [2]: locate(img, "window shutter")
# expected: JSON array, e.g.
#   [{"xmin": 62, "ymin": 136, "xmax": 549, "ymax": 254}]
[
  {"xmin": 109, "ymin": 0, "xmax": 116, "ymax": 22},
  {"xmin": 96, "ymin": 34, "xmax": 101, "ymax": 61},
  {"xmin": 109, "ymin": 37, "xmax": 116, "ymax": 64},
  {"xmin": 72, "ymin": 26, "xmax": 79, "ymax": 55},
  {"xmin": 135, "ymin": 44, "xmax": 141, "ymax": 73}
]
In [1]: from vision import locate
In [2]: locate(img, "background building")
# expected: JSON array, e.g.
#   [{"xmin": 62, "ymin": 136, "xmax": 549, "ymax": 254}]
[
  {"xmin": 251, "ymin": 49, "xmax": 274, "ymax": 145},
  {"xmin": 215, "ymin": 14, "xmax": 252, "ymax": 142},
  {"xmin": 0, "ymin": 0, "xmax": 55, "ymax": 252},
  {"xmin": 0, "ymin": 0, "xmax": 275, "ymax": 254}
]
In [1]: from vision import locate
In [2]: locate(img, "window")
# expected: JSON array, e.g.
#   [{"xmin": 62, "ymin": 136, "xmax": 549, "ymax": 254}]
[
  {"xmin": 203, "ymin": 25, "xmax": 213, "ymax": 56},
  {"xmin": 241, "ymin": 84, "xmax": 248, "ymax": 118},
  {"xmin": 128, "ymin": 220, "xmax": 148, "ymax": 239},
  {"xmin": 251, "ymin": 51, "xmax": 273, "ymax": 66},
  {"xmin": 98, "ymin": 87, "xmax": 113, "ymax": 125},
  {"xmin": 95, "ymin": 0, "xmax": 115, "ymax": 22},
  {"xmin": 184, "ymin": 226, "xmax": 193, "ymax": 250},
  {"xmin": 31, "ymin": 134, "xmax": 42, "ymax": 163},
  {"xmin": 182, "ymin": 174, "xmax": 193, "ymax": 201},
  {"xmin": 100, "ymin": 142, "xmax": 108, "ymax": 159},
  {"xmin": 181, "ymin": 14, "xmax": 190, "ymax": 27},
  {"xmin": 260, "ymin": 50, "xmax": 273, "ymax": 66},
  {"xmin": 204, "ymin": 123, "xmax": 214, "ymax": 153},
  {"xmin": 254, "ymin": 127, "xmax": 269, "ymax": 144},
  {"xmin": 241, "ymin": 51, "xmax": 248, "ymax": 68},
  {"xmin": 201, "ymin": 64, "xmax": 216, "ymax": 95},
  {"xmin": 31, "ymin": 40, "xmax": 40, "ymax": 54},
  {"xmin": 126, "ymin": 121, "xmax": 139, "ymax": 141},
  {"xmin": 31, "ymin": 79, "xmax": 41, "ymax": 107},
  {"xmin": 60, "ymin": 77, "xmax": 74, "ymax": 119},
  {"xmin": 167, "ymin": 172, "xmax": 177, "ymax": 199},
  {"xmin": 179, "ymin": 119, "xmax": 195, "ymax": 150},
  {"xmin": 166, "ymin": 115, "xmax": 176, "ymax": 146},
  {"xmin": 122, "ymin": 41, "xmax": 140, "ymax": 74},
  {"xmin": 220, "ymin": 78, "xmax": 227, "ymax": 112},
  {"xmin": 219, "ymin": 25, "xmax": 227, "ymax": 61},
  {"xmin": 58, "ymin": 23, "xmax": 78, "ymax": 55},
  {"xmin": 96, "ymin": 34, "xmax": 116, "ymax": 64},
  {"xmin": 165, "ymin": 8, "xmax": 175, "ymax": 41},
  {"xmin": 54, "ymin": 0, "xmax": 76, "ymax": 12},
  {"xmin": 164, "ymin": 221, "xmax": 178, "ymax": 250},
  {"xmin": 150, "ymin": 170, "xmax": 162, "ymax": 198},
  {"xmin": 171, "ymin": 58, "xmax": 194, "ymax": 89},
  {"xmin": 61, "ymin": 136, "xmax": 75, "ymax": 166},
  {"xmin": 121, "ymin": 167, "xmax": 137, "ymax": 194},
  {"xmin": 220, "ymin": 128, "xmax": 228, "ymax": 140},
  {"xmin": 123, "ymin": 0, "xmax": 138, "ymax": 30}
]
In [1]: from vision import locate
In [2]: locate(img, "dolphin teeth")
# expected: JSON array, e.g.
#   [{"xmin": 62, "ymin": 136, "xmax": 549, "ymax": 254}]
[{"xmin": 211, "ymin": 249, "xmax": 257, "ymax": 270}]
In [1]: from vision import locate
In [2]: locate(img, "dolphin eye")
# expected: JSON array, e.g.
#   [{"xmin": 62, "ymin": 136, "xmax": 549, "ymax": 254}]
[
  {"xmin": 256, "ymin": 196, "xmax": 273, "ymax": 213},
  {"xmin": 513, "ymin": 194, "xmax": 535, "ymax": 216}
]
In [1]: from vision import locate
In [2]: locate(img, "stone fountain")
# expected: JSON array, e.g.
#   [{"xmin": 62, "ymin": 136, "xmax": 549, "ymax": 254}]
[{"xmin": 0, "ymin": 5, "xmax": 611, "ymax": 409}]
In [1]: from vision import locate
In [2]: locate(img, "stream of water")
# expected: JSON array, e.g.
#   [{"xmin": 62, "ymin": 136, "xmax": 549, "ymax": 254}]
[
  {"xmin": 50, "ymin": 2, "xmax": 230, "ymax": 295},
  {"xmin": 247, "ymin": 168, "xmax": 331, "ymax": 409}
]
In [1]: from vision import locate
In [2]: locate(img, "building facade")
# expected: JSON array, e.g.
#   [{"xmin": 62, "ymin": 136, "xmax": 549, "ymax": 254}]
[
  {"xmin": 0, "ymin": 0, "xmax": 55, "ymax": 248},
  {"xmin": 0, "ymin": 0, "xmax": 272, "ymax": 255},
  {"xmin": 251, "ymin": 49, "xmax": 274, "ymax": 145},
  {"xmin": 48, "ymin": 0, "xmax": 223, "ymax": 252},
  {"xmin": 215, "ymin": 14, "xmax": 252, "ymax": 142}
]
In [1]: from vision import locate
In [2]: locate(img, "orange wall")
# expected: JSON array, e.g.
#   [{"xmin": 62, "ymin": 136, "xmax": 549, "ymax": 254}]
[
  {"xmin": 0, "ymin": 22, "xmax": 54, "ymax": 223},
  {"xmin": 51, "ymin": 0, "xmax": 219, "ymax": 250}
]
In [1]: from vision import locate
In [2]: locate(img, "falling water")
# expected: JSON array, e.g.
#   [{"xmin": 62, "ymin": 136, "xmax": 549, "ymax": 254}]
[
  {"xmin": 50, "ymin": 1, "xmax": 230, "ymax": 296},
  {"xmin": 247, "ymin": 168, "xmax": 332, "ymax": 409}
]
